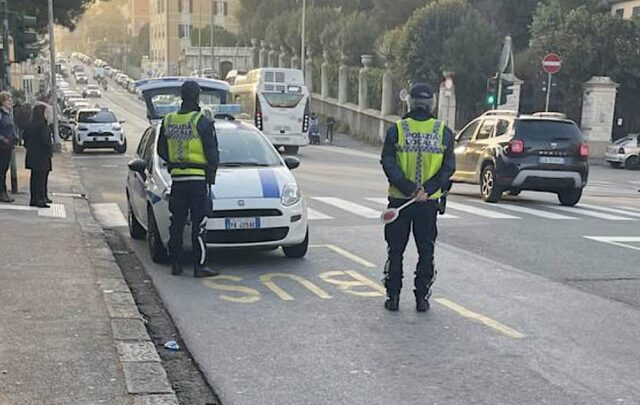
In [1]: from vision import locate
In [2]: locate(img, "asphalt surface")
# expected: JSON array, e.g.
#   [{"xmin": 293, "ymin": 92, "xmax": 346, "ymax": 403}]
[{"xmin": 67, "ymin": 61, "xmax": 640, "ymax": 404}]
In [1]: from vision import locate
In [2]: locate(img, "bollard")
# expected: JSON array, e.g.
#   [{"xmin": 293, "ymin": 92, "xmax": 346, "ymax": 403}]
[{"xmin": 9, "ymin": 147, "xmax": 17, "ymax": 193}]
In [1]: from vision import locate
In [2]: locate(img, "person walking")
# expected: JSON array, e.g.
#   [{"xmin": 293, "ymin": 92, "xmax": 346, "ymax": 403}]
[
  {"xmin": 157, "ymin": 80, "xmax": 220, "ymax": 278},
  {"xmin": 380, "ymin": 83, "xmax": 456, "ymax": 312},
  {"xmin": 24, "ymin": 104, "xmax": 53, "ymax": 208},
  {"xmin": 0, "ymin": 91, "xmax": 16, "ymax": 203},
  {"xmin": 325, "ymin": 116, "xmax": 335, "ymax": 144}
]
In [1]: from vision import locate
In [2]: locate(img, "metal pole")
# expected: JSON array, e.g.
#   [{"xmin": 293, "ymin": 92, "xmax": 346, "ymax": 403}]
[
  {"xmin": 198, "ymin": 0, "xmax": 202, "ymax": 75},
  {"xmin": 300, "ymin": 0, "xmax": 306, "ymax": 74},
  {"xmin": 48, "ymin": 0, "xmax": 60, "ymax": 152},
  {"xmin": 210, "ymin": 0, "xmax": 214, "ymax": 77},
  {"xmin": 545, "ymin": 73, "xmax": 552, "ymax": 112},
  {"xmin": 1, "ymin": 0, "xmax": 10, "ymax": 90},
  {"xmin": 495, "ymin": 72, "xmax": 502, "ymax": 110}
]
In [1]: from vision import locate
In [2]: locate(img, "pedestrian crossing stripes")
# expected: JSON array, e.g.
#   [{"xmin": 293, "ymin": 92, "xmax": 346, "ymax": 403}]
[{"xmin": 88, "ymin": 200, "xmax": 640, "ymax": 229}]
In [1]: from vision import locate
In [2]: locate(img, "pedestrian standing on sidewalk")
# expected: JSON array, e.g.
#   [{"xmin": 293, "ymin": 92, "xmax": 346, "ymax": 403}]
[
  {"xmin": 0, "ymin": 91, "xmax": 16, "ymax": 203},
  {"xmin": 380, "ymin": 83, "xmax": 456, "ymax": 312},
  {"xmin": 24, "ymin": 104, "xmax": 53, "ymax": 208},
  {"xmin": 325, "ymin": 116, "xmax": 335, "ymax": 144}
]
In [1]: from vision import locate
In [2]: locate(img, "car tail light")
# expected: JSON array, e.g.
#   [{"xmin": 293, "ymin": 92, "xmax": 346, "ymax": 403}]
[
  {"xmin": 302, "ymin": 114, "xmax": 309, "ymax": 133},
  {"xmin": 580, "ymin": 143, "xmax": 589, "ymax": 158},
  {"xmin": 509, "ymin": 139, "xmax": 524, "ymax": 154},
  {"xmin": 255, "ymin": 112, "xmax": 263, "ymax": 130},
  {"xmin": 618, "ymin": 147, "xmax": 625, "ymax": 154}
]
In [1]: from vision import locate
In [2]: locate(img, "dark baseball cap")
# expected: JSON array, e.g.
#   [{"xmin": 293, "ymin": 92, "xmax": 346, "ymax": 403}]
[
  {"xmin": 410, "ymin": 83, "xmax": 434, "ymax": 99},
  {"xmin": 181, "ymin": 80, "xmax": 201, "ymax": 100}
]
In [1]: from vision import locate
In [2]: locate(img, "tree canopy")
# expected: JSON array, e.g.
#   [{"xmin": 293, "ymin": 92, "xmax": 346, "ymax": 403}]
[{"xmin": 12, "ymin": 0, "xmax": 96, "ymax": 32}]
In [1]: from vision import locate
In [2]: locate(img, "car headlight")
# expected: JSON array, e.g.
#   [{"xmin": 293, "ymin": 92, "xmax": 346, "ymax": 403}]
[{"xmin": 281, "ymin": 183, "xmax": 301, "ymax": 206}]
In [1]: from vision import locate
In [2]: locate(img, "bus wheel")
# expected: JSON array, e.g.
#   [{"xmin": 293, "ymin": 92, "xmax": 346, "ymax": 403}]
[{"xmin": 284, "ymin": 146, "xmax": 299, "ymax": 155}]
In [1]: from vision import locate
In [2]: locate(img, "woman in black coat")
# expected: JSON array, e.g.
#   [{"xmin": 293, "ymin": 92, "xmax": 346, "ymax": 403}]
[{"xmin": 24, "ymin": 104, "xmax": 52, "ymax": 208}]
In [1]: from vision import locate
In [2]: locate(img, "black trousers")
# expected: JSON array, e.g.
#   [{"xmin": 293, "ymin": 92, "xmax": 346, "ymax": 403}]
[
  {"xmin": 29, "ymin": 170, "xmax": 48, "ymax": 204},
  {"xmin": 384, "ymin": 199, "xmax": 438, "ymax": 298},
  {"xmin": 168, "ymin": 180, "xmax": 210, "ymax": 266},
  {"xmin": 0, "ymin": 148, "xmax": 10, "ymax": 193}
]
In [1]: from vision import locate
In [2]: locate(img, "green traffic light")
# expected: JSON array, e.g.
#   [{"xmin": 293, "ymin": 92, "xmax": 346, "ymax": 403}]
[{"xmin": 487, "ymin": 94, "xmax": 496, "ymax": 105}]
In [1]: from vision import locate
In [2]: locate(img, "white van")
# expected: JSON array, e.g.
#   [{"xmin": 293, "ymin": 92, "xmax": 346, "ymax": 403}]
[{"xmin": 230, "ymin": 68, "xmax": 310, "ymax": 154}]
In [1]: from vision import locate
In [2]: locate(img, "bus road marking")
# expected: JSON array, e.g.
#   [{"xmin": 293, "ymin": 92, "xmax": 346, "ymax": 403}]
[{"xmin": 434, "ymin": 298, "xmax": 525, "ymax": 339}]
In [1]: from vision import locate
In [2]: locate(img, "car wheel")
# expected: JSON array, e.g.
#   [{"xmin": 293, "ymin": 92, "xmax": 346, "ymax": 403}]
[
  {"xmin": 284, "ymin": 146, "xmax": 299, "ymax": 155},
  {"xmin": 624, "ymin": 155, "xmax": 639, "ymax": 170},
  {"xmin": 114, "ymin": 139, "xmax": 127, "ymax": 154},
  {"xmin": 147, "ymin": 206, "xmax": 168, "ymax": 263},
  {"xmin": 557, "ymin": 188, "xmax": 583, "ymax": 206},
  {"xmin": 128, "ymin": 199, "xmax": 146, "ymax": 240},
  {"xmin": 283, "ymin": 231, "xmax": 308, "ymax": 259},
  {"xmin": 608, "ymin": 162, "xmax": 622, "ymax": 169},
  {"xmin": 480, "ymin": 165, "xmax": 502, "ymax": 203},
  {"xmin": 72, "ymin": 139, "xmax": 83, "ymax": 154}
]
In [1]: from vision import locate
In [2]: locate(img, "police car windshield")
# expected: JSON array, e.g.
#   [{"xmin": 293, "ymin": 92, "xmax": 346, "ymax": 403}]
[
  {"xmin": 217, "ymin": 128, "xmax": 281, "ymax": 167},
  {"xmin": 149, "ymin": 90, "xmax": 224, "ymax": 118},
  {"xmin": 78, "ymin": 111, "xmax": 117, "ymax": 123}
]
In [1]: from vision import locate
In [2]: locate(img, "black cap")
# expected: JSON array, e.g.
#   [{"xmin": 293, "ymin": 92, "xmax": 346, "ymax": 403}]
[
  {"xmin": 410, "ymin": 83, "xmax": 434, "ymax": 99},
  {"xmin": 181, "ymin": 80, "xmax": 201, "ymax": 101}
]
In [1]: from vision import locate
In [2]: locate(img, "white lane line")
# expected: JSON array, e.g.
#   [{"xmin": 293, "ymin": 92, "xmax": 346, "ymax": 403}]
[
  {"xmin": 0, "ymin": 204, "xmax": 37, "ymax": 212},
  {"xmin": 547, "ymin": 205, "xmax": 635, "ymax": 221},
  {"xmin": 92, "ymin": 203, "xmax": 128, "ymax": 227},
  {"xmin": 366, "ymin": 197, "xmax": 459, "ymax": 219},
  {"xmin": 584, "ymin": 236, "xmax": 640, "ymax": 252},
  {"xmin": 446, "ymin": 201, "xmax": 519, "ymax": 219},
  {"xmin": 615, "ymin": 205, "xmax": 640, "ymax": 213},
  {"xmin": 578, "ymin": 204, "xmax": 640, "ymax": 218},
  {"xmin": 38, "ymin": 203, "xmax": 67, "ymax": 219},
  {"xmin": 312, "ymin": 197, "xmax": 381, "ymax": 219},
  {"xmin": 485, "ymin": 202, "xmax": 577, "ymax": 220},
  {"xmin": 307, "ymin": 208, "xmax": 333, "ymax": 221}
]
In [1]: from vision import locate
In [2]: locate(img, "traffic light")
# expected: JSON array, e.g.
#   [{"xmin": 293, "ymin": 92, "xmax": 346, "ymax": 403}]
[
  {"xmin": 486, "ymin": 76, "xmax": 497, "ymax": 108},
  {"xmin": 499, "ymin": 78, "xmax": 514, "ymax": 106},
  {"xmin": 13, "ymin": 15, "xmax": 39, "ymax": 63}
]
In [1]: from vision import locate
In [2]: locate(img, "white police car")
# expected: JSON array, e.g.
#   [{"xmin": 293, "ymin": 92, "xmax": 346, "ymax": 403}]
[
  {"xmin": 72, "ymin": 108, "xmax": 127, "ymax": 154},
  {"xmin": 126, "ymin": 77, "xmax": 308, "ymax": 262}
]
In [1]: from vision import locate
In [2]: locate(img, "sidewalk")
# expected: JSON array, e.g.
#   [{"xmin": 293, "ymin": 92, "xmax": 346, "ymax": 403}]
[{"xmin": 0, "ymin": 147, "xmax": 176, "ymax": 405}]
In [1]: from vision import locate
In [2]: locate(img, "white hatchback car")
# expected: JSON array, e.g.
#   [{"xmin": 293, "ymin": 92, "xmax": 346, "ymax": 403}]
[
  {"xmin": 605, "ymin": 135, "xmax": 640, "ymax": 169},
  {"xmin": 126, "ymin": 77, "xmax": 309, "ymax": 263},
  {"xmin": 72, "ymin": 108, "xmax": 127, "ymax": 154}
]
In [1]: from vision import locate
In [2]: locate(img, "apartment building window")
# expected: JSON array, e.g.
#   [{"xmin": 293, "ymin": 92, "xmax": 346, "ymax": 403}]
[
  {"xmin": 633, "ymin": 7, "xmax": 640, "ymax": 17},
  {"xmin": 179, "ymin": 24, "xmax": 192, "ymax": 39},
  {"xmin": 189, "ymin": 0, "xmax": 193, "ymax": 13},
  {"xmin": 213, "ymin": 1, "xmax": 228, "ymax": 16},
  {"xmin": 615, "ymin": 8, "xmax": 624, "ymax": 18}
]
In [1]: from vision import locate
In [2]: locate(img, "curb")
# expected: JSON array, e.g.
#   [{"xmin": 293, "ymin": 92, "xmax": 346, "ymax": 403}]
[{"xmin": 64, "ymin": 143, "xmax": 179, "ymax": 405}]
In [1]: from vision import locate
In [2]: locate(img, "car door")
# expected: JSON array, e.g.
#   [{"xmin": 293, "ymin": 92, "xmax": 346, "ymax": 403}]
[
  {"xmin": 130, "ymin": 127, "xmax": 153, "ymax": 223},
  {"xmin": 467, "ymin": 118, "xmax": 497, "ymax": 178},
  {"xmin": 453, "ymin": 119, "xmax": 481, "ymax": 180}
]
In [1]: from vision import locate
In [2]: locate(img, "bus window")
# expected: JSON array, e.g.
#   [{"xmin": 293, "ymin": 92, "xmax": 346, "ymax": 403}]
[{"xmin": 262, "ymin": 93, "xmax": 304, "ymax": 109}]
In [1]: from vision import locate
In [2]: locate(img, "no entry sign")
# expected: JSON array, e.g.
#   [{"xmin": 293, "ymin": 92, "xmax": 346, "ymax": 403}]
[{"xmin": 542, "ymin": 53, "xmax": 562, "ymax": 75}]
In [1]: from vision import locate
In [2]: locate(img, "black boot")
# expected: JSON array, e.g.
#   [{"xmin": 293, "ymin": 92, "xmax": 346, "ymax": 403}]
[
  {"xmin": 414, "ymin": 289, "xmax": 430, "ymax": 312},
  {"xmin": 0, "ymin": 192, "xmax": 14, "ymax": 203},
  {"xmin": 384, "ymin": 294, "xmax": 400, "ymax": 311},
  {"xmin": 194, "ymin": 265, "xmax": 219, "ymax": 278},
  {"xmin": 171, "ymin": 262, "xmax": 183, "ymax": 276}
]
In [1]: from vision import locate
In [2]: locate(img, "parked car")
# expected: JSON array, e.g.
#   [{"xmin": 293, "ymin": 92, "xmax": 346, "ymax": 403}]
[
  {"xmin": 451, "ymin": 110, "xmax": 589, "ymax": 206},
  {"xmin": 72, "ymin": 108, "xmax": 126, "ymax": 154},
  {"xmin": 604, "ymin": 135, "xmax": 640, "ymax": 169}
]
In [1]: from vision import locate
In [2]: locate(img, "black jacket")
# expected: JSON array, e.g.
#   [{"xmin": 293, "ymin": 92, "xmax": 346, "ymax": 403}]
[
  {"xmin": 156, "ymin": 102, "xmax": 219, "ymax": 179},
  {"xmin": 24, "ymin": 120, "xmax": 53, "ymax": 172},
  {"xmin": 381, "ymin": 108, "xmax": 456, "ymax": 198},
  {"xmin": 0, "ymin": 108, "xmax": 15, "ymax": 150}
]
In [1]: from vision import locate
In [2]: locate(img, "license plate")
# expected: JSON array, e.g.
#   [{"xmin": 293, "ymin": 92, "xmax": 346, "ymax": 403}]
[
  {"xmin": 225, "ymin": 217, "xmax": 261, "ymax": 230},
  {"xmin": 539, "ymin": 157, "xmax": 565, "ymax": 164},
  {"xmin": 275, "ymin": 137, "xmax": 289, "ymax": 142}
]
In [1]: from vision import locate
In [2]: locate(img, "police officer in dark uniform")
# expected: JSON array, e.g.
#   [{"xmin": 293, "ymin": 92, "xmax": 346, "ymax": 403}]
[
  {"xmin": 380, "ymin": 83, "xmax": 456, "ymax": 312},
  {"xmin": 157, "ymin": 80, "xmax": 220, "ymax": 278}
]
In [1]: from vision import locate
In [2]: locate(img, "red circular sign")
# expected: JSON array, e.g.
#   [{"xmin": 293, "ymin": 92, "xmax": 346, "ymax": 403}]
[{"xmin": 542, "ymin": 53, "xmax": 562, "ymax": 75}]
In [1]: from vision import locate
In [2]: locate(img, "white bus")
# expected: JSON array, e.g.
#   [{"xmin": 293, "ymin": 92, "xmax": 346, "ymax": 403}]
[{"xmin": 230, "ymin": 68, "xmax": 310, "ymax": 154}]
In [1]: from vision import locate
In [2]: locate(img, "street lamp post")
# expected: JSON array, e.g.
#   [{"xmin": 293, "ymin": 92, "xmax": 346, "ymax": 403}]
[
  {"xmin": 210, "ymin": 0, "xmax": 215, "ymax": 77},
  {"xmin": 198, "ymin": 0, "xmax": 202, "ymax": 75},
  {"xmin": 47, "ymin": 0, "xmax": 61, "ymax": 152},
  {"xmin": 300, "ymin": 0, "xmax": 306, "ymax": 75}
]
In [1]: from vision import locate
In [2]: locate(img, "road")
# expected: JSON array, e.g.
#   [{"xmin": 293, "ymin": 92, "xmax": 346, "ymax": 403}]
[{"xmin": 66, "ymin": 66, "xmax": 640, "ymax": 404}]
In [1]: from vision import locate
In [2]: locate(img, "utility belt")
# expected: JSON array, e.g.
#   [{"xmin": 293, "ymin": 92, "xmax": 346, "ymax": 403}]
[{"xmin": 168, "ymin": 162, "xmax": 217, "ymax": 184}]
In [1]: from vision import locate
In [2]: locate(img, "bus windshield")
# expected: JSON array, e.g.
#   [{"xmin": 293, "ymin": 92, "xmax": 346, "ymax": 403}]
[{"xmin": 262, "ymin": 93, "xmax": 304, "ymax": 109}]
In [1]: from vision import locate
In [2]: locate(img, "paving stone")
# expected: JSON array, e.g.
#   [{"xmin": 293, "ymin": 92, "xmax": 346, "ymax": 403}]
[
  {"xmin": 107, "ymin": 303, "xmax": 141, "ymax": 319},
  {"xmin": 98, "ymin": 278, "xmax": 131, "ymax": 293},
  {"xmin": 112, "ymin": 319, "xmax": 151, "ymax": 341},
  {"xmin": 104, "ymin": 291, "xmax": 136, "ymax": 306},
  {"xmin": 122, "ymin": 362, "xmax": 173, "ymax": 394},
  {"xmin": 132, "ymin": 394, "xmax": 179, "ymax": 405}
]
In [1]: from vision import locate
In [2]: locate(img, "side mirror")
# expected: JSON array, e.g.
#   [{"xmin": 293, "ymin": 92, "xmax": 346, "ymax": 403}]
[
  {"xmin": 128, "ymin": 158, "xmax": 147, "ymax": 174},
  {"xmin": 283, "ymin": 156, "xmax": 300, "ymax": 170}
]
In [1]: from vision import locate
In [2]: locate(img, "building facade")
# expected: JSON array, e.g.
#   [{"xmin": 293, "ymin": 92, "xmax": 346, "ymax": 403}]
[
  {"xmin": 610, "ymin": 0, "xmax": 640, "ymax": 18},
  {"xmin": 149, "ymin": 0, "xmax": 239, "ymax": 75}
]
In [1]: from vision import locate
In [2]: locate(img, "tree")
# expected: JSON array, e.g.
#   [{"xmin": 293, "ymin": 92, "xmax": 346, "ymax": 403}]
[
  {"xmin": 321, "ymin": 12, "xmax": 382, "ymax": 64},
  {"xmin": 128, "ymin": 23, "xmax": 150, "ymax": 67},
  {"xmin": 370, "ymin": 0, "xmax": 430, "ymax": 29},
  {"xmin": 397, "ymin": 0, "xmax": 500, "ymax": 120},
  {"xmin": 191, "ymin": 26, "xmax": 238, "ymax": 47},
  {"xmin": 11, "ymin": 0, "xmax": 96, "ymax": 32}
]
